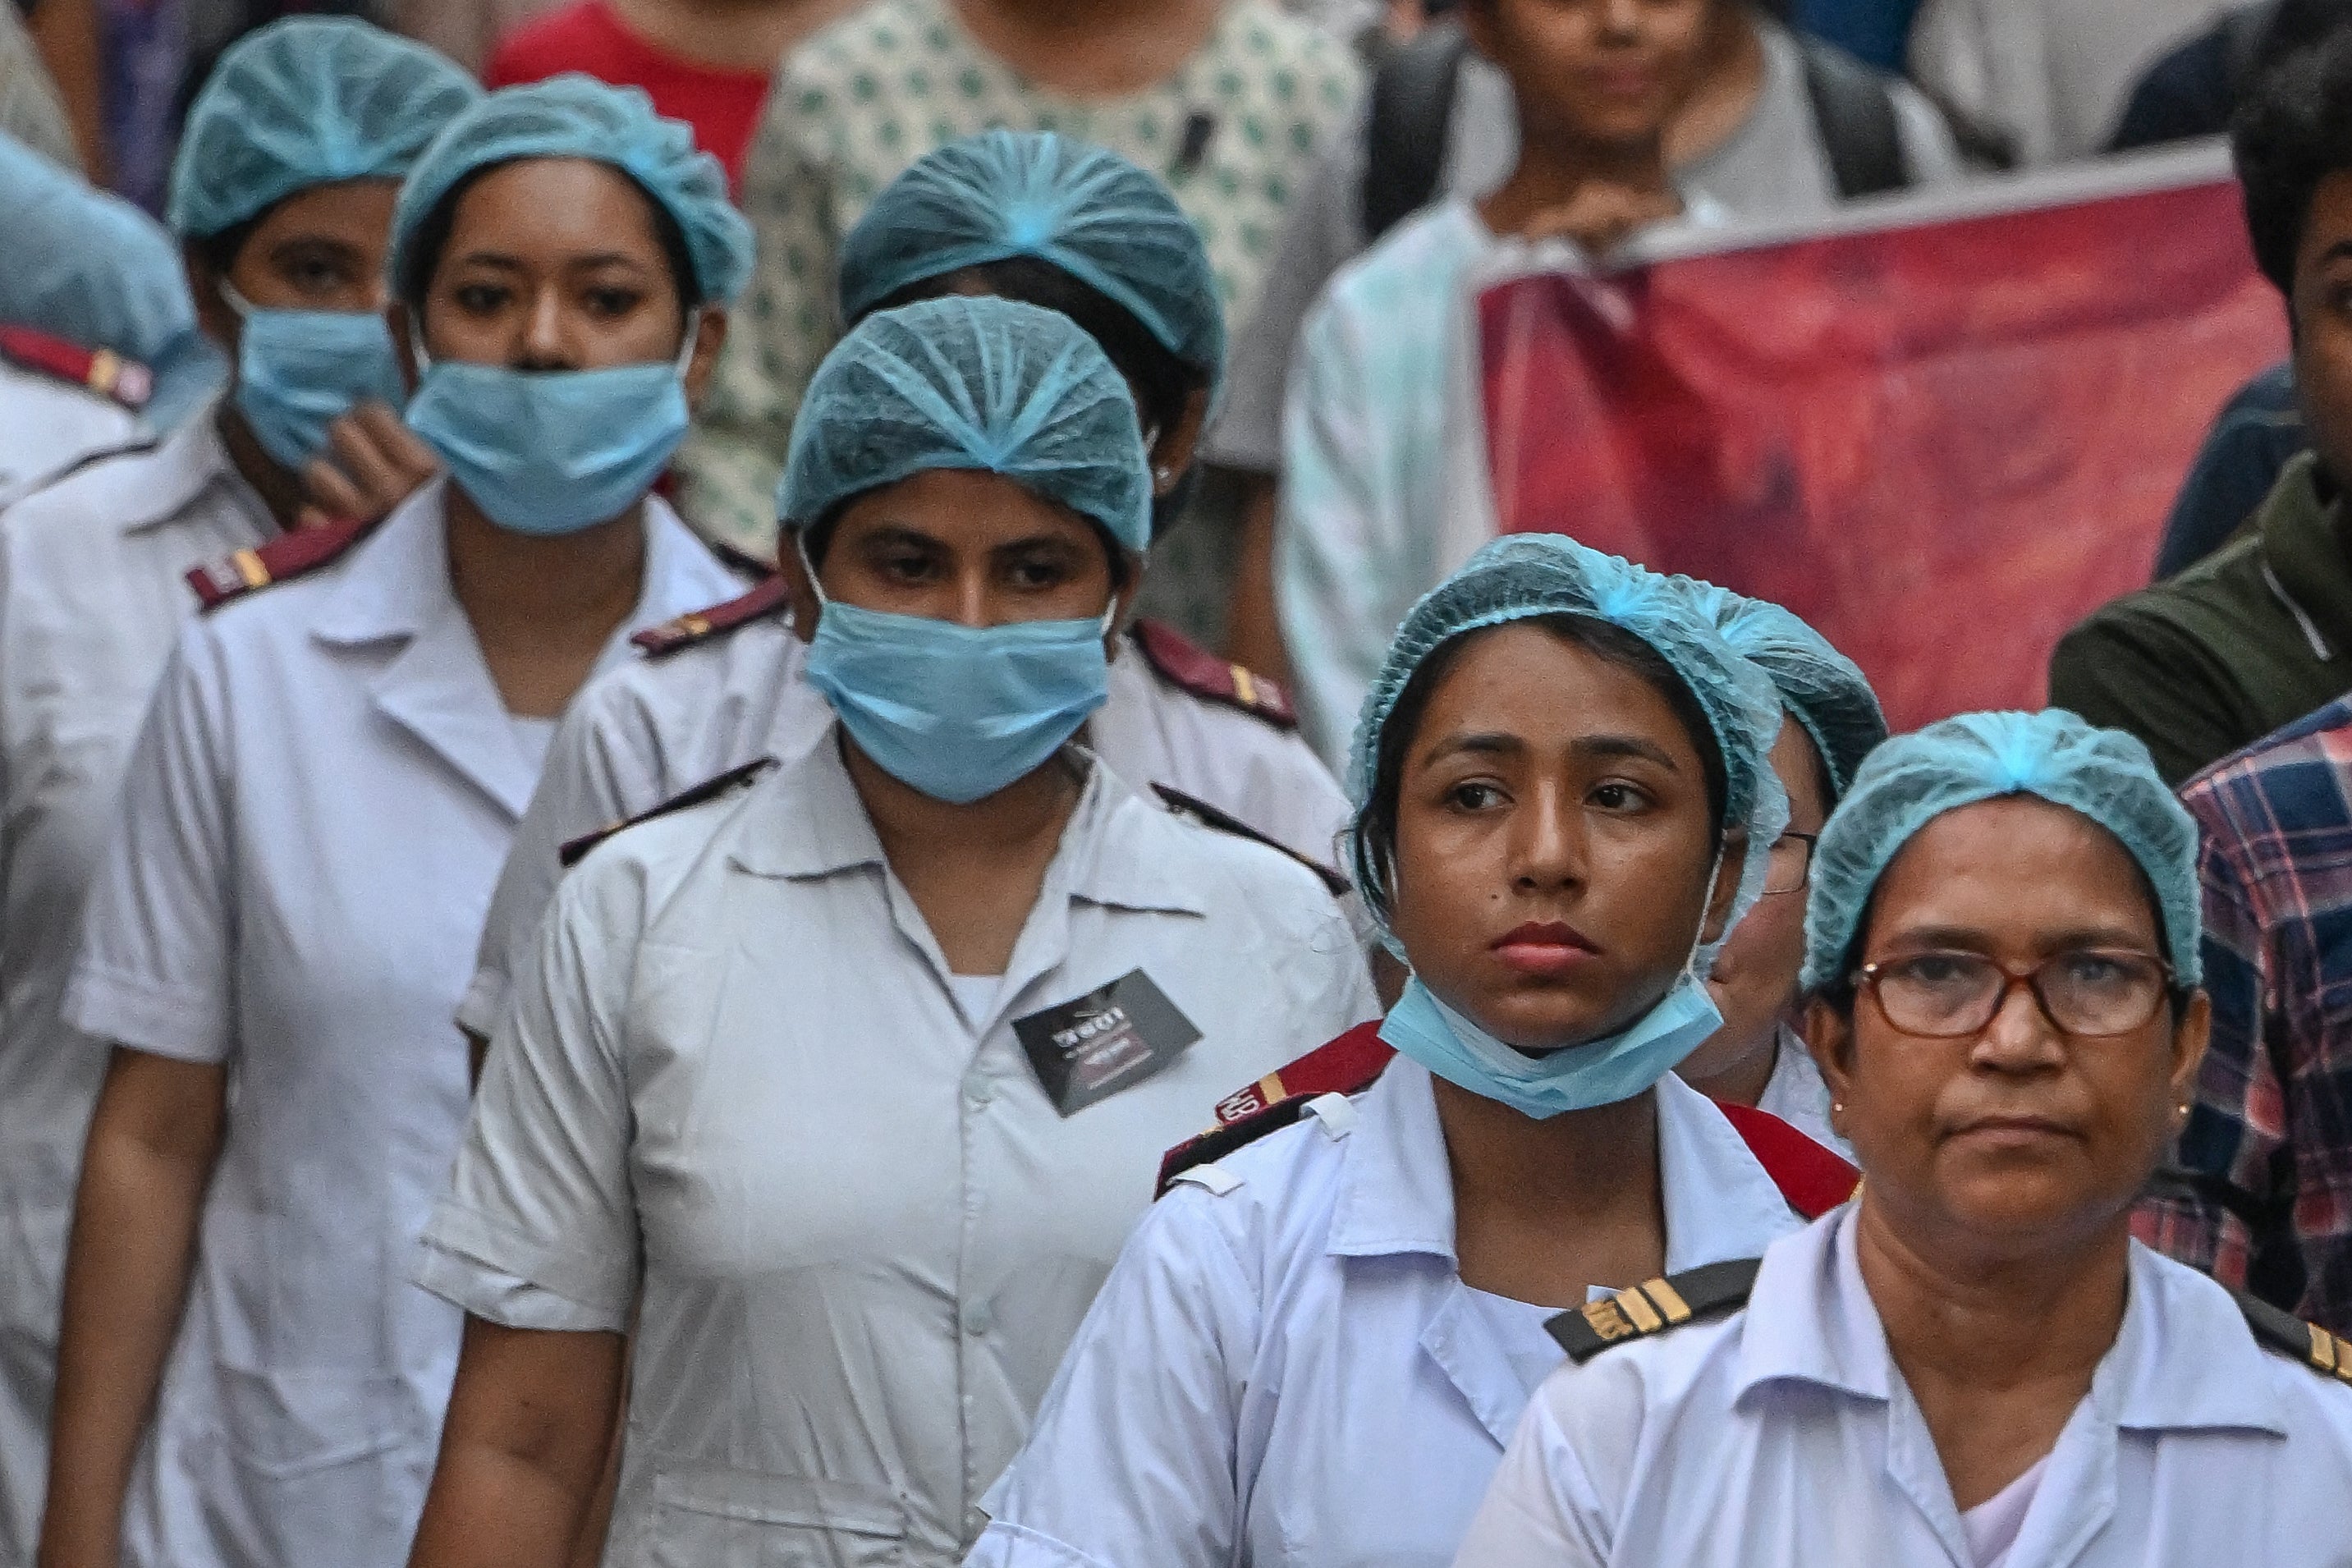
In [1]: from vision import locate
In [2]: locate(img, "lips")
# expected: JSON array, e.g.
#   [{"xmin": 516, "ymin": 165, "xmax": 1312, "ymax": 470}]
[
  {"xmin": 1492, "ymin": 921, "xmax": 1600, "ymax": 978},
  {"xmin": 1951, "ymin": 1115, "xmax": 2078, "ymax": 1145}
]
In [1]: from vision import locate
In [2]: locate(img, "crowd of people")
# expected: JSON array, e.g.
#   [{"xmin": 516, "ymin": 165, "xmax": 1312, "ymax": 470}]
[{"xmin": 4, "ymin": 1, "xmax": 2352, "ymax": 1566}]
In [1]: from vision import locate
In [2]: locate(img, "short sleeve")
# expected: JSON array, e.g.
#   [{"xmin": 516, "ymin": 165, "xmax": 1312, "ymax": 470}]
[
  {"xmin": 60, "ymin": 626, "xmax": 237, "ymax": 1062},
  {"xmin": 419, "ymin": 855, "xmax": 646, "ymax": 1332},
  {"xmin": 971, "ymin": 1187, "xmax": 1262, "ymax": 1568},
  {"xmin": 1448, "ymin": 1389, "xmax": 1613, "ymax": 1568}
]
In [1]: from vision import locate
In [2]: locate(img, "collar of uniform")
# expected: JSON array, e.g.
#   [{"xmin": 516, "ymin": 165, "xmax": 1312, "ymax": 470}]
[
  {"xmin": 1323, "ymin": 1059, "xmax": 1799, "ymax": 1268},
  {"xmin": 727, "ymin": 731, "xmax": 1207, "ymax": 916},
  {"xmin": 120, "ymin": 398, "xmax": 259, "ymax": 534},
  {"xmin": 309, "ymin": 479, "xmax": 455, "ymax": 644},
  {"xmin": 2259, "ymin": 451, "xmax": 2352, "ymax": 658},
  {"xmin": 1731, "ymin": 1208, "xmax": 2290, "ymax": 1437}
]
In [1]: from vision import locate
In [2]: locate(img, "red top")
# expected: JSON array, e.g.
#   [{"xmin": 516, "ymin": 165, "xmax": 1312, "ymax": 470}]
[{"xmin": 484, "ymin": 1, "xmax": 770, "ymax": 192}]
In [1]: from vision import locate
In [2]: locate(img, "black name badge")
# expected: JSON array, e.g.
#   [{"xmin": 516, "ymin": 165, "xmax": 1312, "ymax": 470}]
[{"xmin": 1013, "ymin": 970, "xmax": 1202, "ymax": 1117}]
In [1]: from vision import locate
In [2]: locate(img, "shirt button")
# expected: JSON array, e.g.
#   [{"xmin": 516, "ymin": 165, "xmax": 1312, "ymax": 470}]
[
  {"xmin": 964, "ymin": 1076, "xmax": 995, "ymax": 1108},
  {"xmin": 961, "ymin": 1299, "xmax": 994, "ymax": 1336}
]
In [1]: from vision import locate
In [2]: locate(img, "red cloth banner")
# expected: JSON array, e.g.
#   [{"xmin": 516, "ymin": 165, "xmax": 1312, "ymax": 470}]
[{"xmin": 1470, "ymin": 150, "xmax": 2288, "ymax": 730}]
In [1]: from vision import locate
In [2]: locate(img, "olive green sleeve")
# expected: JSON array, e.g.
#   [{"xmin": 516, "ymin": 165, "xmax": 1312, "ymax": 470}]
[{"xmin": 2048, "ymin": 609, "xmax": 2252, "ymax": 787}]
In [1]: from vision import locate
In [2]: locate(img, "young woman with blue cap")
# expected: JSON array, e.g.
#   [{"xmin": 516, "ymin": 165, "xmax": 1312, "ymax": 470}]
[
  {"xmin": 36, "ymin": 77, "xmax": 749, "ymax": 1568},
  {"xmin": 457, "ymin": 129, "xmax": 1355, "ymax": 1069},
  {"xmin": 967, "ymin": 538, "xmax": 1852, "ymax": 1567},
  {"xmin": 403, "ymin": 295, "xmax": 1375, "ymax": 1568},
  {"xmin": 1460, "ymin": 711, "xmax": 2352, "ymax": 1567},
  {"xmin": 0, "ymin": 21, "xmax": 475, "ymax": 1566}
]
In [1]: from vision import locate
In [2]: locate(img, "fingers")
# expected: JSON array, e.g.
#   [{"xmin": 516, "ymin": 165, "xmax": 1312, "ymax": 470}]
[
  {"xmin": 351, "ymin": 401, "xmax": 441, "ymax": 488},
  {"xmin": 301, "ymin": 455, "xmax": 373, "ymax": 525},
  {"xmin": 303, "ymin": 401, "xmax": 439, "ymax": 525}
]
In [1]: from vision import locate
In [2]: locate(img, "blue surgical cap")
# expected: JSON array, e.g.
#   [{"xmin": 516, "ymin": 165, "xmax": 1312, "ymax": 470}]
[
  {"xmin": 167, "ymin": 17, "xmax": 478, "ymax": 241},
  {"xmin": 838, "ymin": 131, "xmax": 1226, "ymax": 387},
  {"xmin": 1347, "ymin": 536, "xmax": 1791, "ymax": 961},
  {"xmin": 1682, "ymin": 583, "xmax": 1888, "ymax": 801},
  {"xmin": 392, "ymin": 76, "xmax": 753, "ymax": 306},
  {"xmin": 1802, "ymin": 709, "xmax": 2202, "ymax": 993},
  {"xmin": 777, "ymin": 296, "xmax": 1150, "ymax": 554},
  {"xmin": 0, "ymin": 132, "xmax": 224, "ymax": 426}
]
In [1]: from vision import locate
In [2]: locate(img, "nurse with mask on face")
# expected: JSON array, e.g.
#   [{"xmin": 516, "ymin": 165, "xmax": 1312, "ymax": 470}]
[
  {"xmin": 403, "ymin": 295, "xmax": 1377, "ymax": 1568},
  {"xmin": 967, "ymin": 543, "xmax": 1856, "ymax": 1568},
  {"xmin": 37, "ymin": 77, "xmax": 745, "ymax": 1568}
]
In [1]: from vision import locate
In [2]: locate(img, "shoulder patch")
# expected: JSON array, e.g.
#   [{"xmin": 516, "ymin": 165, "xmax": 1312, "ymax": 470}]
[
  {"xmin": 1547, "ymin": 1259, "xmax": 1763, "ymax": 1364},
  {"xmin": 2235, "ymin": 1289, "xmax": 2352, "ymax": 1387},
  {"xmin": 1152, "ymin": 783, "xmax": 1350, "ymax": 898},
  {"xmin": 1714, "ymin": 1100, "xmax": 1860, "ymax": 1220},
  {"xmin": 631, "ymin": 575, "xmax": 790, "ymax": 658},
  {"xmin": 1155, "ymin": 1020, "xmax": 1393, "ymax": 1196},
  {"xmin": 557, "ymin": 756, "xmax": 778, "ymax": 869},
  {"xmin": 0, "ymin": 325, "xmax": 154, "ymax": 410},
  {"xmin": 185, "ymin": 516, "xmax": 375, "ymax": 612},
  {"xmin": 1132, "ymin": 618, "xmax": 1298, "ymax": 730}
]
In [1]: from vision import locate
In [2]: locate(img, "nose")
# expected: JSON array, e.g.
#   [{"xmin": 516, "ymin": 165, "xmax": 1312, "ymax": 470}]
[
  {"xmin": 513, "ymin": 285, "xmax": 575, "ymax": 372},
  {"xmin": 951, "ymin": 564, "xmax": 992, "ymax": 630},
  {"xmin": 1971, "ymin": 977, "xmax": 2064, "ymax": 1072},
  {"xmin": 1511, "ymin": 779, "xmax": 1588, "ymax": 895},
  {"xmin": 1596, "ymin": 0, "xmax": 1644, "ymax": 39}
]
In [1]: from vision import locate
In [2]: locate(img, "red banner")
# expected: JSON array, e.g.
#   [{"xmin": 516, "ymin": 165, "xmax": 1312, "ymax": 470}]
[{"xmin": 1469, "ymin": 149, "xmax": 2287, "ymax": 730}]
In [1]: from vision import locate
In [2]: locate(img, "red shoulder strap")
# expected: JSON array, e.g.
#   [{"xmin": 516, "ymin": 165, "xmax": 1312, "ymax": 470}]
[
  {"xmin": 185, "ymin": 516, "xmax": 375, "ymax": 612},
  {"xmin": 0, "ymin": 325, "xmax": 153, "ymax": 410},
  {"xmin": 1714, "ymin": 1099, "xmax": 1859, "ymax": 1220},
  {"xmin": 1156, "ymin": 1022, "xmax": 1396, "ymax": 1197},
  {"xmin": 1132, "ymin": 618, "xmax": 1300, "ymax": 730},
  {"xmin": 632, "ymin": 575, "xmax": 790, "ymax": 657}
]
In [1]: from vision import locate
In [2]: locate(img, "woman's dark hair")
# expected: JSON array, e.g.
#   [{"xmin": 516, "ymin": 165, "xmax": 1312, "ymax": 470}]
[
  {"xmin": 797, "ymin": 495, "xmax": 1135, "ymax": 592},
  {"xmin": 397, "ymin": 161, "xmax": 702, "ymax": 314},
  {"xmin": 193, "ymin": 214, "xmax": 267, "ymax": 279},
  {"xmin": 2235, "ymin": 24, "xmax": 2352, "ymax": 297},
  {"xmin": 1350, "ymin": 612, "xmax": 1731, "ymax": 932}
]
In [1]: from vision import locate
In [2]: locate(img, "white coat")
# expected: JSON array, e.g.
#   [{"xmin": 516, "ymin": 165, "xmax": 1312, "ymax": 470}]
[
  {"xmin": 0, "ymin": 356, "xmax": 140, "ymax": 507},
  {"xmin": 58, "ymin": 479, "xmax": 735, "ymax": 1568}
]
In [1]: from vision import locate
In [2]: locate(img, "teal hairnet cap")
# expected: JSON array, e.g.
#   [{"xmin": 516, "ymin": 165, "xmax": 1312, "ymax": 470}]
[
  {"xmin": 838, "ymin": 130, "xmax": 1226, "ymax": 385},
  {"xmin": 1346, "ymin": 537, "xmax": 1792, "ymax": 961},
  {"xmin": 1681, "ymin": 583, "xmax": 1888, "ymax": 801},
  {"xmin": 391, "ymin": 76, "xmax": 753, "ymax": 306},
  {"xmin": 1802, "ymin": 709, "xmax": 2203, "ymax": 993},
  {"xmin": 777, "ymin": 296, "xmax": 1149, "ymax": 552},
  {"xmin": 167, "ymin": 17, "xmax": 478, "ymax": 241},
  {"xmin": 0, "ymin": 132, "xmax": 225, "ymax": 426}
]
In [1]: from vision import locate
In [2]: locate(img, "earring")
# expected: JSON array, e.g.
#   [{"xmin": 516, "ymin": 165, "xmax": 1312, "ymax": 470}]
[
  {"xmin": 1831, "ymin": 1101, "xmax": 1845, "ymax": 1114},
  {"xmin": 1154, "ymin": 465, "xmax": 1174, "ymax": 484}
]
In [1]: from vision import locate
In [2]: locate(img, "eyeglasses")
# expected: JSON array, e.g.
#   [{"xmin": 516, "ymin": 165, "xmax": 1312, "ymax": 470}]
[
  {"xmin": 1762, "ymin": 832, "xmax": 1817, "ymax": 897},
  {"xmin": 1854, "ymin": 949, "xmax": 2177, "ymax": 1039}
]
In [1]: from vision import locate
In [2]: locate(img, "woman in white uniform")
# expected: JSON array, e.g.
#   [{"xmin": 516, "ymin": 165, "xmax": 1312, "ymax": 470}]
[
  {"xmin": 968, "ymin": 540, "xmax": 1854, "ymax": 1567},
  {"xmin": 38, "ymin": 78, "xmax": 750, "ymax": 1568},
  {"xmin": 459, "ymin": 130, "xmax": 1356, "ymax": 1056},
  {"xmin": 1675, "ymin": 589, "xmax": 1888, "ymax": 1155},
  {"xmin": 405, "ymin": 296, "xmax": 1377, "ymax": 1568},
  {"xmin": 1459, "ymin": 711, "xmax": 2352, "ymax": 1567}
]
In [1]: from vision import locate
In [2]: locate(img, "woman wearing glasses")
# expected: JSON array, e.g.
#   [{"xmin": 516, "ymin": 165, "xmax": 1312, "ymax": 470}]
[{"xmin": 1457, "ymin": 709, "xmax": 2352, "ymax": 1568}]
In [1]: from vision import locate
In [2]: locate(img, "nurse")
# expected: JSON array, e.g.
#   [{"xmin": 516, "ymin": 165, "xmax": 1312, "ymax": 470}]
[
  {"xmin": 1457, "ymin": 711, "xmax": 2352, "ymax": 1566},
  {"xmin": 461, "ymin": 128, "xmax": 1353, "ymax": 1055},
  {"xmin": 37, "ymin": 78, "xmax": 747, "ymax": 1568},
  {"xmin": 405, "ymin": 296, "xmax": 1377, "ymax": 1568},
  {"xmin": 967, "ymin": 539, "xmax": 1850, "ymax": 1567},
  {"xmin": 0, "ymin": 23, "xmax": 474, "ymax": 1566},
  {"xmin": 1675, "ymin": 589, "xmax": 1888, "ymax": 1153}
]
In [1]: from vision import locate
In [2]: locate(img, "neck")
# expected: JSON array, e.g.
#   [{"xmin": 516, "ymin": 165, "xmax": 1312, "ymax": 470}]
[
  {"xmin": 214, "ymin": 402, "xmax": 307, "ymax": 532},
  {"xmin": 606, "ymin": 0, "xmax": 855, "ymax": 70},
  {"xmin": 846, "ymin": 735, "xmax": 1082, "ymax": 873},
  {"xmin": 443, "ymin": 484, "xmax": 648, "ymax": 704},
  {"xmin": 950, "ymin": 0, "xmax": 1222, "ymax": 94},
  {"xmin": 1664, "ymin": 5, "xmax": 1767, "ymax": 167},
  {"xmin": 1434, "ymin": 1073, "xmax": 1662, "ymax": 1227},
  {"xmin": 1480, "ymin": 135, "xmax": 1674, "ymax": 237},
  {"xmin": 1680, "ymin": 1026, "xmax": 1783, "ymax": 1108}
]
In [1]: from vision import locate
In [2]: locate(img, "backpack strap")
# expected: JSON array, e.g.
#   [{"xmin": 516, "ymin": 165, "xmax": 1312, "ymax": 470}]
[
  {"xmin": 185, "ymin": 516, "xmax": 376, "ymax": 612},
  {"xmin": 1547, "ymin": 1258, "xmax": 1763, "ymax": 1363},
  {"xmin": 1155, "ymin": 1020, "xmax": 1393, "ymax": 1196},
  {"xmin": 631, "ymin": 575, "xmax": 791, "ymax": 658},
  {"xmin": 1714, "ymin": 1099, "xmax": 1860, "ymax": 1219},
  {"xmin": 1361, "ymin": 17, "xmax": 1474, "ymax": 242},
  {"xmin": 1796, "ymin": 36, "xmax": 1910, "ymax": 201},
  {"xmin": 557, "ymin": 756, "xmax": 779, "ymax": 869},
  {"xmin": 1152, "ymin": 783, "xmax": 1350, "ymax": 898}
]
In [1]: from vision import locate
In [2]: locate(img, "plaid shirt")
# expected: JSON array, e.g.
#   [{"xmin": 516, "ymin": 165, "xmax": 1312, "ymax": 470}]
[{"xmin": 2138, "ymin": 695, "xmax": 2352, "ymax": 1332}]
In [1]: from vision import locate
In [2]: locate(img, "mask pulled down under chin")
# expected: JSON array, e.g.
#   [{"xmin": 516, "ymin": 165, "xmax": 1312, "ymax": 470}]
[{"xmin": 1378, "ymin": 973, "xmax": 1726, "ymax": 1120}]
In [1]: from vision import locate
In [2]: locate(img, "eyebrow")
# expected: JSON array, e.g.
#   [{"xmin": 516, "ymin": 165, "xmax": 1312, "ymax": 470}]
[
  {"xmin": 1883, "ymin": 923, "xmax": 2158, "ymax": 952},
  {"xmin": 447, "ymin": 250, "xmax": 653, "ymax": 274},
  {"xmin": 1419, "ymin": 731, "xmax": 1682, "ymax": 769}
]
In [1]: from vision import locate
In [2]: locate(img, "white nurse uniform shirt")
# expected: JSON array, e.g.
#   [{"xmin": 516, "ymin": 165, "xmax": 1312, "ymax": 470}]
[
  {"xmin": 0, "ymin": 407, "xmax": 266, "ymax": 1563},
  {"xmin": 58, "ymin": 478, "xmax": 734, "ymax": 1568},
  {"xmin": 1456, "ymin": 1204, "xmax": 2352, "ymax": 1568},
  {"xmin": 966, "ymin": 1057, "xmax": 1811, "ymax": 1568},
  {"xmin": 417, "ymin": 736, "xmax": 1378, "ymax": 1567},
  {"xmin": 455, "ymin": 608, "xmax": 1354, "ymax": 1040}
]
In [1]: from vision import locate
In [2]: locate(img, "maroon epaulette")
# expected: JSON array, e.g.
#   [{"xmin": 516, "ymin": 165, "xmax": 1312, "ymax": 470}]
[
  {"xmin": 185, "ymin": 516, "xmax": 376, "ymax": 612},
  {"xmin": 630, "ymin": 575, "xmax": 790, "ymax": 658},
  {"xmin": 557, "ymin": 756, "xmax": 777, "ymax": 869},
  {"xmin": 1155, "ymin": 1020, "xmax": 1393, "ymax": 1196},
  {"xmin": 1132, "ymin": 618, "xmax": 1299, "ymax": 730},
  {"xmin": 1152, "ymin": 783, "xmax": 1350, "ymax": 898},
  {"xmin": 0, "ymin": 325, "xmax": 153, "ymax": 410}
]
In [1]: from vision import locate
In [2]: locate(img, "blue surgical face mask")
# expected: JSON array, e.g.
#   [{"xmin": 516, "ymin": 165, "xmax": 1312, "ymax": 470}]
[
  {"xmin": 403, "ymin": 320, "xmax": 696, "ymax": 537},
  {"xmin": 797, "ymin": 537, "xmax": 1116, "ymax": 805},
  {"xmin": 1378, "ymin": 851, "xmax": 1731, "ymax": 1118},
  {"xmin": 222, "ymin": 283, "xmax": 405, "ymax": 470}
]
